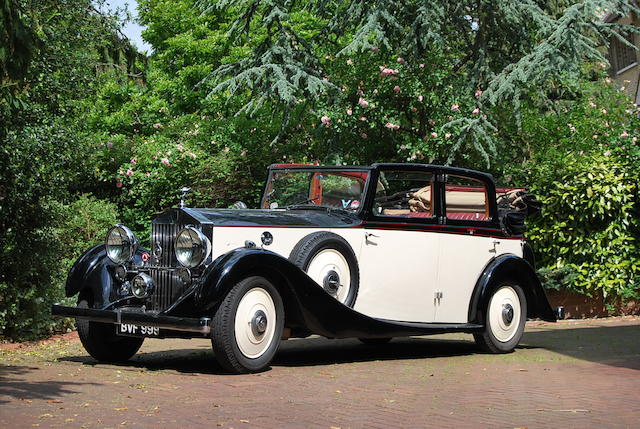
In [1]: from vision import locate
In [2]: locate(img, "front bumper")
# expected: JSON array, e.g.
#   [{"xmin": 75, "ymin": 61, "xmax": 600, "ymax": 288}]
[{"xmin": 51, "ymin": 304, "xmax": 211, "ymax": 334}]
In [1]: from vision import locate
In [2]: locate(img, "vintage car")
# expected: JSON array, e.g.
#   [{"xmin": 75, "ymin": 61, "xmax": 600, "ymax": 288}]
[{"xmin": 53, "ymin": 163, "xmax": 556, "ymax": 373}]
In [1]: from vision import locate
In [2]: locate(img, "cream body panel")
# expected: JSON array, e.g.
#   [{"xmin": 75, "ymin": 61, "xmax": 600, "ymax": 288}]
[
  {"xmin": 210, "ymin": 226, "xmax": 364, "ymax": 268},
  {"xmin": 355, "ymin": 229, "xmax": 439, "ymax": 323},
  {"xmin": 435, "ymin": 235, "xmax": 523, "ymax": 323}
]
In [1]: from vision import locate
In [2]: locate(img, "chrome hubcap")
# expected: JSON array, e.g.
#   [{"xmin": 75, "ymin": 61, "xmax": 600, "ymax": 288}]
[
  {"xmin": 502, "ymin": 304, "xmax": 514, "ymax": 325},
  {"xmin": 251, "ymin": 310, "xmax": 268, "ymax": 335},
  {"xmin": 323, "ymin": 270, "xmax": 341, "ymax": 295}
]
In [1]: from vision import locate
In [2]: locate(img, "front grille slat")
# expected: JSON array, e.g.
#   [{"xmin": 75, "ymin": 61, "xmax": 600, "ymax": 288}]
[{"xmin": 148, "ymin": 223, "xmax": 183, "ymax": 312}]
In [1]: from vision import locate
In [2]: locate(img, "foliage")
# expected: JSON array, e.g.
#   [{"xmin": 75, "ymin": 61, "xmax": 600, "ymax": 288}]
[
  {"xmin": 0, "ymin": 195, "xmax": 119, "ymax": 340},
  {"xmin": 0, "ymin": 0, "xmax": 139, "ymax": 340},
  {"xmin": 516, "ymin": 79, "xmax": 640, "ymax": 300},
  {"xmin": 199, "ymin": 0, "xmax": 640, "ymax": 166}
]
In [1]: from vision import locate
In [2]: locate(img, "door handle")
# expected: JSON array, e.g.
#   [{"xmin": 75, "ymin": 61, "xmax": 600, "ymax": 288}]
[{"xmin": 365, "ymin": 232, "xmax": 379, "ymax": 239}]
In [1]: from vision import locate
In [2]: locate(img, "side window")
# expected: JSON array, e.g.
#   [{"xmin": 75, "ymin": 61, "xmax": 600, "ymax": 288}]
[
  {"xmin": 445, "ymin": 175, "xmax": 488, "ymax": 221},
  {"xmin": 373, "ymin": 170, "xmax": 434, "ymax": 218}
]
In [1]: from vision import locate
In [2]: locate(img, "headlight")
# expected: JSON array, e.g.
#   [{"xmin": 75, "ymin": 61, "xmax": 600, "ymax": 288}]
[
  {"xmin": 131, "ymin": 273, "xmax": 154, "ymax": 298},
  {"xmin": 105, "ymin": 225, "xmax": 138, "ymax": 264},
  {"xmin": 175, "ymin": 227, "xmax": 211, "ymax": 268}
]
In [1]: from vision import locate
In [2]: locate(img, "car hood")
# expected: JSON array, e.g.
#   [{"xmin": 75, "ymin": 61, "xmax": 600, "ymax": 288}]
[{"xmin": 152, "ymin": 207, "xmax": 362, "ymax": 228}]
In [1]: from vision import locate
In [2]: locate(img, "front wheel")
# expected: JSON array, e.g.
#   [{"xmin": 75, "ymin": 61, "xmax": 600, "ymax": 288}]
[
  {"xmin": 211, "ymin": 276, "xmax": 284, "ymax": 373},
  {"xmin": 474, "ymin": 284, "xmax": 527, "ymax": 353},
  {"xmin": 76, "ymin": 299, "xmax": 144, "ymax": 362}
]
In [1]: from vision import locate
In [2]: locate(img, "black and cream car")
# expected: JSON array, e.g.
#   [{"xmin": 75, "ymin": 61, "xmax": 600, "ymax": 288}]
[{"xmin": 53, "ymin": 163, "xmax": 556, "ymax": 373}]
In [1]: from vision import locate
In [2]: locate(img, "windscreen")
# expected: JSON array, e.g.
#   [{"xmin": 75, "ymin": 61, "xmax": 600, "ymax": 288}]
[{"xmin": 262, "ymin": 169, "xmax": 369, "ymax": 211}]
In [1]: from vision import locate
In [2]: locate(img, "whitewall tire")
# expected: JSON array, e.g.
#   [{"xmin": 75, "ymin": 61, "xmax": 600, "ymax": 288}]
[
  {"xmin": 474, "ymin": 284, "xmax": 526, "ymax": 353},
  {"xmin": 211, "ymin": 276, "xmax": 284, "ymax": 373},
  {"xmin": 289, "ymin": 232, "xmax": 359, "ymax": 307}
]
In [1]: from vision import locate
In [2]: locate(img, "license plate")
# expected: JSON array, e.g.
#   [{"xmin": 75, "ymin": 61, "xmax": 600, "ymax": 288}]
[{"xmin": 116, "ymin": 323, "xmax": 161, "ymax": 338}]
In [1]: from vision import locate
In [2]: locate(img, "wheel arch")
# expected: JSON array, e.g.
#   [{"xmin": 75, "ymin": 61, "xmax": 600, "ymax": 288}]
[
  {"xmin": 66, "ymin": 244, "xmax": 149, "ymax": 309},
  {"xmin": 468, "ymin": 254, "xmax": 556, "ymax": 324},
  {"xmin": 195, "ymin": 248, "xmax": 307, "ymax": 329}
]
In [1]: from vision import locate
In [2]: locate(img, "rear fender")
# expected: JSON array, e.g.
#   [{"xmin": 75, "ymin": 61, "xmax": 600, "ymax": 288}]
[{"xmin": 468, "ymin": 254, "xmax": 556, "ymax": 324}]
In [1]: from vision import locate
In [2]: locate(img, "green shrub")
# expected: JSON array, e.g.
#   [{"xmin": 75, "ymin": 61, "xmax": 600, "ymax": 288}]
[
  {"xmin": 527, "ymin": 151, "xmax": 640, "ymax": 301},
  {"xmin": 0, "ymin": 195, "xmax": 119, "ymax": 341}
]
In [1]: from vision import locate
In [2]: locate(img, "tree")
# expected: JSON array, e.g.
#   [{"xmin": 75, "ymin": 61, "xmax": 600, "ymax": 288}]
[
  {"xmin": 0, "ymin": 0, "xmax": 141, "ymax": 340},
  {"xmin": 199, "ymin": 0, "xmax": 640, "ymax": 166}
]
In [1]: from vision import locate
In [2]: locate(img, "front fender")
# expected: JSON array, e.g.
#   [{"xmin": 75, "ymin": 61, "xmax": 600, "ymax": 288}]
[
  {"xmin": 194, "ymin": 248, "xmax": 306, "ymax": 328},
  {"xmin": 468, "ymin": 254, "xmax": 556, "ymax": 324},
  {"xmin": 65, "ymin": 244, "xmax": 148, "ymax": 308}
]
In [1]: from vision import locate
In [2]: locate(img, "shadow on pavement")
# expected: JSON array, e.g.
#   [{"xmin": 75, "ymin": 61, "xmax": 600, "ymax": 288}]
[
  {"xmin": 60, "ymin": 349, "xmax": 225, "ymax": 375},
  {"xmin": 273, "ymin": 337, "xmax": 475, "ymax": 367},
  {"xmin": 57, "ymin": 323, "xmax": 640, "ymax": 373},
  {"xmin": 0, "ymin": 365, "xmax": 100, "ymax": 403},
  {"xmin": 521, "ymin": 324, "xmax": 640, "ymax": 371},
  {"xmin": 60, "ymin": 337, "xmax": 477, "ymax": 374}
]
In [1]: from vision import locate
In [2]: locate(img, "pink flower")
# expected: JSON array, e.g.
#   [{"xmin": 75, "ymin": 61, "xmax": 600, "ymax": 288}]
[
  {"xmin": 380, "ymin": 67, "xmax": 399, "ymax": 76},
  {"xmin": 431, "ymin": 132, "xmax": 438, "ymax": 138},
  {"xmin": 359, "ymin": 116, "xmax": 367, "ymax": 121},
  {"xmin": 589, "ymin": 102, "xmax": 597, "ymax": 108},
  {"xmin": 358, "ymin": 97, "xmax": 369, "ymax": 107},
  {"xmin": 106, "ymin": 142, "xmax": 114, "ymax": 149},
  {"xmin": 126, "ymin": 168, "xmax": 133, "ymax": 177},
  {"xmin": 451, "ymin": 104, "xmax": 460, "ymax": 112},
  {"xmin": 145, "ymin": 172, "xmax": 151, "ymax": 177},
  {"xmin": 360, "ymin": 133, "xmax": 368, "ymax": 139},
  {"xmin": 346, "ymin": 108, "xmax": 353, "ymax": 115},
  {"xmin": 161, "ymin": 157, "xmax": 170, "ymax": 166},
  {"xmin": 393, "ymin": 85, "xmax": 401, "ymax": 93},
  {"xmin": 417, "ymin": 95, "xmax": 423, "ymax": 102},
  {"xmin": 445, "ymin": 133, "xmax": 452, "ymax": 139},
  {"xmin": 190, "ymin": 152, "xmax": 197, "ymax": 159},
  {"xmin": 321, "ymin": 115, "xmax": 331, "ymax": 125},
  {"xmin": 620, "ymin": 131, "xmax": 629, "ymax": 138},
  {"xmin": 472, "ymin": 108, "xmax": 480, "ymax": 115},
  {"xmin": 346, "ymin": 59, "xmax": 354, "ymax": 65},
  {"xmin": 592, "ymin": 135, "xmax": 598, "ymax": 139},
  {"xmin": 356, "ymin": 89, "xmax": 364, "ymax": 95},
  {"xmin": 475, "ymin": 90, "xmax": 483, "ymax": 98},
  {"xmin": 130, "ymin": 158, "xmax": 137, "ymax": 164},
  {"xmin": 116, "ymin": 181, "xmax": 123, "ymax": 188},
  {"xmin": 604, "ymin": 150, "xmax": 611, "ymax": 156},
  {"xmin": 177, "ymin": 144, "xmax": 184, "ymax": 152},
  {"xmin": 400, "ymin": 145, "xmax": 407, "ymax": 150},
  {"xmin": 153, "ymin": 123, "xmax": 162, "ymax": 129},
  {"xmin": 397, "ymin": 57, "xmax": 405, "ymax": 63},
  {"xmin": 411, "ymin": 107, "xmax": 417, "ymax": 112},
  {"xmin": 419, "ymin": 63, "xmax": 424, "ymax": 68},
  {"xmin": 428, "ymin": 119, "xmax": 436, "ymax": 126},
  {"xmin": 385, "ymin": 122, "xmax": 400, "ymax": 130}
]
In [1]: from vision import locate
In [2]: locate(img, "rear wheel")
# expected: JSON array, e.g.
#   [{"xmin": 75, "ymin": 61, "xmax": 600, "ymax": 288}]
[
  {"xmin": 474, "ymin": 284, "xmax": 526, "ymax": 353},
  {"xmin": 76, "ymin": 299, "xmax": 143, "ymax": 362},
  {"xmin": 211, "ymin": 276, "xmax": 284, "ymax": 373}
]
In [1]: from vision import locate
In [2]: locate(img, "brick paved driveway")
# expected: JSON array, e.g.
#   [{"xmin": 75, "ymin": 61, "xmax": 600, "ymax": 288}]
[{"xmin": 1, "ymin": 317, "xmax": 639, "ymax": 429}]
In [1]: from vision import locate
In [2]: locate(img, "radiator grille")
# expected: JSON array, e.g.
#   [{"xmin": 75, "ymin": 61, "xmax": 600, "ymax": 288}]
[
  {"xmin": 148, "ymin": 223, "xmax": 183, "ymax": 312},
  {"xmin": 148, "ymin": 269, "xmax": 183, "ymax": 312}
]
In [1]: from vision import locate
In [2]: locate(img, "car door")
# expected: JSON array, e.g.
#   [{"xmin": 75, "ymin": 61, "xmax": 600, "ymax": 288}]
[
  {"xmin": 433, "ymin": 172, "xmax": 521, "ymax": 323},
  {"xmin": 355, "ymin": 167, "xmax": 440, "ymax": 323}
]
